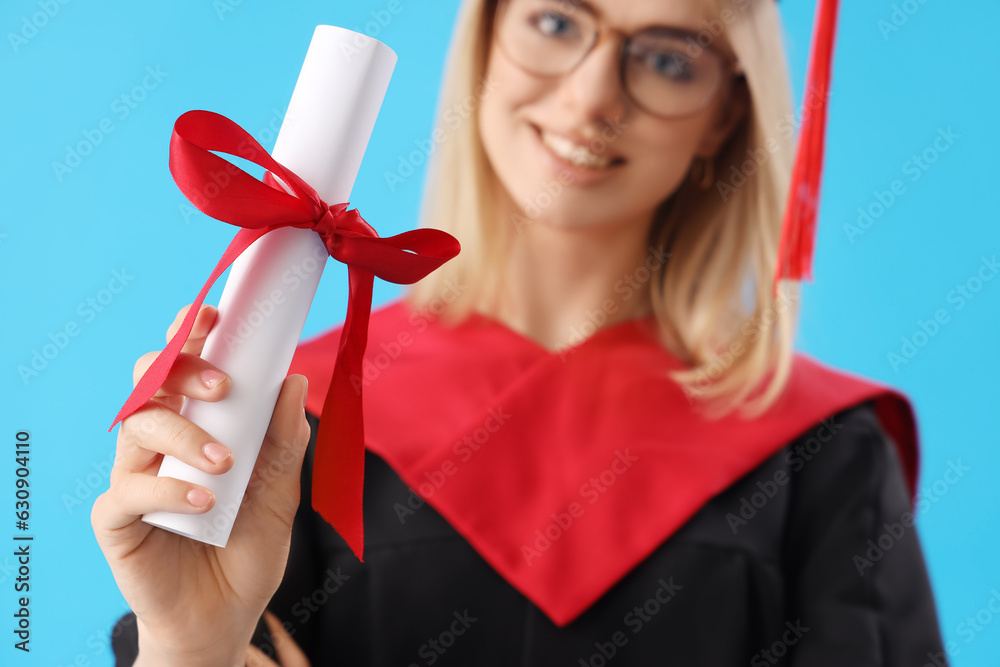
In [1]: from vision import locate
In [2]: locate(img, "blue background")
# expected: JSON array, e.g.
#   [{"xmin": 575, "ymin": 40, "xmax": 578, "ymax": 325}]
[{"xmin": 1, "ymin": 0, "xmax": 997, "ymax": 664}]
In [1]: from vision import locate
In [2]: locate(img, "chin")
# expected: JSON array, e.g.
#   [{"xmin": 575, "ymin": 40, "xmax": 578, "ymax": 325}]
[{"xmin": 515, "ymin": 203, "xmax": 624, "ymax": 234}]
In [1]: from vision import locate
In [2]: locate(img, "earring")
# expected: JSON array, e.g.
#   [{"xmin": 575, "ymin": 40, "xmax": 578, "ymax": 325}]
[{"xmin": 690, "ymin": 157, "xmax": 714, "ymax": 191}]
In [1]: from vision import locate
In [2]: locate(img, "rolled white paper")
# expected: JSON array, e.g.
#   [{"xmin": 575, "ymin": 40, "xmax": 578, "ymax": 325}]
[{"xmin": 142, "ymin": 26, "xmax": 397, "ymax": 547}]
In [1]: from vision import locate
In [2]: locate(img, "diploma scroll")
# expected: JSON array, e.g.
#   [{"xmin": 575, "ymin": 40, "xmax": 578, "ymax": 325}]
[{"xmin": 141, "ymin": 26, "xmax": 397, "ymax": 547}]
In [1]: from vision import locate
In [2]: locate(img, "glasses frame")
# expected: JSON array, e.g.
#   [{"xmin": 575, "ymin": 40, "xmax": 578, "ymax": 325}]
[{"xmin": 492, "ymin": 0, "xmax": 746, "ymax": 119}]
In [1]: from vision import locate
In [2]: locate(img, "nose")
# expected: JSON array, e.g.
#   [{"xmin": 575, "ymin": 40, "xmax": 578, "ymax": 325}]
[{"xmin": 557, "ymin": 34, "xmax": 628, "ymax": 128}]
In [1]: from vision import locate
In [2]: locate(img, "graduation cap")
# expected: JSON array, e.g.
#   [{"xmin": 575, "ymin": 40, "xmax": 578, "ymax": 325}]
[{"xmin": 774, "ymin": 0, "xmax": 840, "ymax": 295}]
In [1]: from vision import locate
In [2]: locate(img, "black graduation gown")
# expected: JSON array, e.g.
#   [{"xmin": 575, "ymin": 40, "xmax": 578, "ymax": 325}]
[{"xmin": 111, "ymin": 399, "xmax": 947, "ymax": 666}]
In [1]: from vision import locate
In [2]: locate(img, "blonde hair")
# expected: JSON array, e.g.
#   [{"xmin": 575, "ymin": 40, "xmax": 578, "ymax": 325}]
[{"xmin": 408, "ymin": 0, "xmax": 800, "ymax": 419}]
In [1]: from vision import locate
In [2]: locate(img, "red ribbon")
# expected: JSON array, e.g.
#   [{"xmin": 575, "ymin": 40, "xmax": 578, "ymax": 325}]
[
  {"xmin": 773, "ymin": 0, "xmax": 840, "ymax": 296},
  {"xmin": 109, "ymin": 110, "xmax": 460, "ymax": 562}
]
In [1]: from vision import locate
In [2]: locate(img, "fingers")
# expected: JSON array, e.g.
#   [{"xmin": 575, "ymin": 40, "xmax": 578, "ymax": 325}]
[
  {"xmin": 131, "ymin": 352, "xmax": 232, "ymax": 402},
  {"xmin": 116, "ymin": 401, "xmax": 234, "ymax": 476},
  {"xmin": 243, "ymin": 376, "xmax": 311, "ymax": 520},
  {"xmin": 93, "ymin": 303, "xmax": 230, "ymax": 541},
  {"xmin": 134, "ymin": 304, "xmax": 230, "ymax": 415},
  {"xmin": 133, "ymin": 304, "xmax": 229, "ymax": 411},
  {"xmin": 265, "ymin": 611, "xmax": 311, "ymax": 666},
  {"xmin": 256, "ymin": 375, "xmax": 310, "ymax": 480},
  {"xmin": 245, "ymin": 643, "xmax": 281, "ymax": 667},
  {"xmin": 167, "ymin": 303, "xmax": 219, "ymax": 357},
  {"xmin": 92, "ymin": 474, "xmax": 215, "ymax": 533},
  {"xmin": 243, "ymin": 612, "xmax": 310, "ymax": 667},
  {"xmin": 263, "ymin": 375, "xmax": 311, "ymax": 457},
  {"xmin": 99, "ymin": 395, "xmax": 231, "ymax": 533}
]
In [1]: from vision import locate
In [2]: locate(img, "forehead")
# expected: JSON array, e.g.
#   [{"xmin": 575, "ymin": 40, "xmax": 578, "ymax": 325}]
[{"xmin": 560, "ymin": 0, "xmax": 714, "ymax": 33}]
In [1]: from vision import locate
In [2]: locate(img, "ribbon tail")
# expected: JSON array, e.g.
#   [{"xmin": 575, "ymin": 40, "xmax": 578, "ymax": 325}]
[
  {"xmin": 312, "ymin": 265, "xmax": 375, "ymax": 562},
  {"xmin": 331, "ymin": 228, "xmax": 462, "ymax": 285},
  {"xmin": 108, "ymin": 226, "xmax": 270, "ymax": 431}
]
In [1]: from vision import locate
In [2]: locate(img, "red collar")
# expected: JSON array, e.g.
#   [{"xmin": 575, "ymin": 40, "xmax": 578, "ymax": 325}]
[{"xmin": 289, "ymin": 300, "xmax": 918, "ymax": 626}]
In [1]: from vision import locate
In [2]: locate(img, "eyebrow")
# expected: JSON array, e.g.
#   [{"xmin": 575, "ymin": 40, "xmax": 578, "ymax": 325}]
[
  {"xmin": 563, "ymin": 0, "xmax": 597, "ymax": 17},
  {"xmin": 545, "ymin": 0, "xmax": 710, "ymax": 43}
]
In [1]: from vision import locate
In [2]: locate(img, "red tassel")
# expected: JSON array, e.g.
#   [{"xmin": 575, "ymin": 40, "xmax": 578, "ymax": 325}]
[{"xmin": 773, "ymin": 0, "xmax": 840, "ymax": 296}]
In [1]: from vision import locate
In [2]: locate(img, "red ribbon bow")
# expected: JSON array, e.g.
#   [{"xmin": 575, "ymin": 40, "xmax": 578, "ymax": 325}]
[{"xmin": 110, "ymin": 110, "xmax": 460, "ymax": 561}]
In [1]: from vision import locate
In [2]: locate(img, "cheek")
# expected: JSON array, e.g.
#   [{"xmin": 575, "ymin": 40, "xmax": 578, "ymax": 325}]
[
  {"xmin": 633, "ymin": 118, "xmax": 707, "ymax": 171},
  {"xmin": 477, "ymin": 90, "xmax": 518, "ymax": 198},
  {"xmin": 623, "ymin": 117, "xmax": 714, "ymax": 196},
  {"xmin": 478, "ymin": 88, "xmax": 513, "ymax": 159},
  {"xmin": 477, "ymin": 62, "xmax": 547, "ymax": 196}
]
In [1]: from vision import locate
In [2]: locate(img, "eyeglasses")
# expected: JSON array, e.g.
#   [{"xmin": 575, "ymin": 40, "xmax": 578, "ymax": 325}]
[{"xmin": 493, "ymin": 0, "xmax": 744, "ymax": 119}]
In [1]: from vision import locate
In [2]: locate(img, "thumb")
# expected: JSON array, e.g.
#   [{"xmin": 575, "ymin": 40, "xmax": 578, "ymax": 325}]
[{"xmin": 245, "ymin": 374, "xmax": 311, "ymax": 522}]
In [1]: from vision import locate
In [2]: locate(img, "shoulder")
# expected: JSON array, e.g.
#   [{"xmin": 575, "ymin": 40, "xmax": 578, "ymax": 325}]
[
  {"xmin": 777, "ymin": 400, "xmax": 948, "ymax": 658},
  {"xmin": 678, "ymin": 400, "xmax": 913, "ymax": 568},
  {"xmin": 777, "ymin": 352, "xmax": 920, "ymax": 501},
  {"xmin": 788, "ymin": 397, "xmax": 905, "ymax": 491},
  {"xmin": 783, "ymin": 398, "xmax": 915, "ymax": 541},
  {"xmin": 671, "ymin": 399, "xmax": 903, "ymax": 556},
  {"xmin": 788, "ymin": 398, "xmax": 890, "ymax": 466}
]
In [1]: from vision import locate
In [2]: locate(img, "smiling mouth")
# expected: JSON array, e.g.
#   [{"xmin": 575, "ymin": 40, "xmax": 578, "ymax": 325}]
[{"xmin": 533, "ymin": 125, "xmax": 626, "ymax": 170}]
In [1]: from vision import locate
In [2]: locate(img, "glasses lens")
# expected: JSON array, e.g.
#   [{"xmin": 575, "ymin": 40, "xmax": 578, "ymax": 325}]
[
  {"xmin": 497, "ymin": 0, "xmax": 596, "ymax": 76},
  {"xmin": 624, "ymin": 31, "xmax": 725, "ymax": 117},
  {"xmin": 496, "ymin": 0, "xmax": 727, "ymax": 118}
]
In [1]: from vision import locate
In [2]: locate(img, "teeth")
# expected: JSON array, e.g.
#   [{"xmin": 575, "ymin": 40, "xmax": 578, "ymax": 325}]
[{"xmin": 541, "ymin": 130, "xmax": 613, "ymax": 169}]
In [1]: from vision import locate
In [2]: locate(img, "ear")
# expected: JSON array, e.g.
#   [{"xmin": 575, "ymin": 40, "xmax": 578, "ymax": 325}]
[{"xmin": 695, "ymin": 78, "xmax": 750, "ymax": 159}]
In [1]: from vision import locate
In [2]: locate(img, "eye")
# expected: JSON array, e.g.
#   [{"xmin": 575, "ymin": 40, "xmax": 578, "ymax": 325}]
[
  {"xmin": 529, "ymin": 11, "xmax": 580, "ymax": 39},
  {"xmin": 642, "ymin": 50, "xmax": 695, "ymax": 82}
]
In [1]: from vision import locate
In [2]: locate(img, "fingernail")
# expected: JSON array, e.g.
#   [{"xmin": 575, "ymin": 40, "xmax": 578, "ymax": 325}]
[
  {"xmin": 200, "ymin": 369, "xmax": 228, "ymax": 389},
  {"xmin": 187, "ymin": 488, "xmax": 212, "ymax": 507},
  {"xmin": 203, "ymin": 442, "xmax": 232, "ymax": 464}
]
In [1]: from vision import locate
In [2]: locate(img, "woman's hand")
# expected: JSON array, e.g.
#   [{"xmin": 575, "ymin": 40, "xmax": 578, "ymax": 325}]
[
  {"xmin": 245, "ymin": 611, "xmax": 311, "ymax": 667},
  {"xmin": 92, "ymin": 304, "xmax": 312, "ymax": 667}
]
